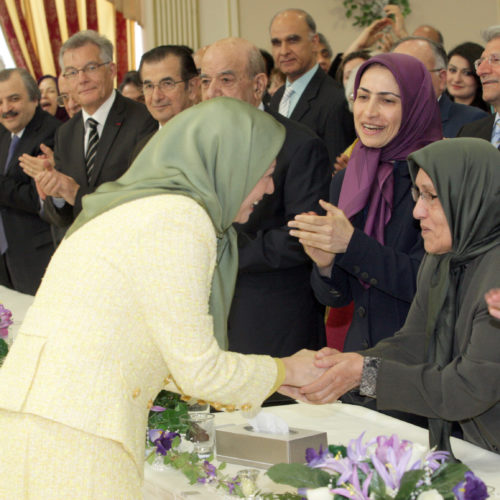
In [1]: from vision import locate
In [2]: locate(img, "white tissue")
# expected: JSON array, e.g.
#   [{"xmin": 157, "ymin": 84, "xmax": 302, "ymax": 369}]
[{"xmin": 247, "ymin": 412, "xmax": 289, "ymax": 435}]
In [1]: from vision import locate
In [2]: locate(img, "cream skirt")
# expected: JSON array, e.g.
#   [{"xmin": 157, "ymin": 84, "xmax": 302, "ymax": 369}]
[{"xmin": 0, "ymin": 410, "xmax": 142, "ymax": 499}]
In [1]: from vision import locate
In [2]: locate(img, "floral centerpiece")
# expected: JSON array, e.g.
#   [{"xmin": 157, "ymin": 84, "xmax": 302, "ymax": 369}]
[
  {"xmin": 266, "ymin": 433, "xmax": 489, "ymax": 500},
  {"xmin": 0, "ymin": 303, "xmax": 13, "ymax": 364}
]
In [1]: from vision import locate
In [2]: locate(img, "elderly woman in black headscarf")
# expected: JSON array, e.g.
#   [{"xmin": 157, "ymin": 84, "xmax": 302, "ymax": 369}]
[{"xmin": 296, "ymin": 138, "xmax": 500, "ymax": 455}]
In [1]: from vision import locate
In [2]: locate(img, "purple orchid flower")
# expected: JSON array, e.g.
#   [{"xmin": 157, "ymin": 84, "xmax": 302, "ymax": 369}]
[
  {"xmin": 421, "ymin": 449, "xmax": 450, "ymax": 472},
  {"xmin": 346, "ymin": 432, "xmax": 374, "ymax": 464},
  {"xmin": 331, "ymin": 465, "xmax": 372, "ymax": 500},
  {"xmin": 453, "ymin": 471, "xmax": 489, "ymax": 500},
  {"xmin": 0, "ymin": 304, "xmax": 12, "ymax": 338},
  {"xmin": 148, "ymin": 429, "xmax": 180, "ymax": 455},
  {"xmin": 306, "ymin": 445, "xmax": 329, "ymax": 467},
  {"xmin": 150, "ymin": 405, "xmax": 166, "ymax": 412}
]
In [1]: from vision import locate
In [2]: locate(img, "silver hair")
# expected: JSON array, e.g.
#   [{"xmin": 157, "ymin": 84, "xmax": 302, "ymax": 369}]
[
  {"xmin": 0, "ymin": 68, "xmax": 40, "ymax": 101},
  {"xmin": 392, "ymin": 36, "xmax": 447, "ymax": 69},
  {"xmin": 482, "ymin": 25, "xmax": 500, "ymax": 43},
  {"xmin": 59, "ymin": 30, "xmax": 113, "ymax": 69},
  {"xmin": 269, "ymin": 9, "xmax": 316, "ymax": 35}
]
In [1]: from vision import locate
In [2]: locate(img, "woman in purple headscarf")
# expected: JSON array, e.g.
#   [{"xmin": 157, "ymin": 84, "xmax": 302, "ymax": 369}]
[{"xmin": 288, "ymin": 53, "xmax": 442, "ymax": 355}]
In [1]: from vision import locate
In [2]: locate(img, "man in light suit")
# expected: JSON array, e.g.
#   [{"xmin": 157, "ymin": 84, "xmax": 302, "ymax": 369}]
[
  {"xmin": 201, "ymin": 37, "xmax": 330, "ymax": 359},
  {"xmin": 392, "ymin": 37, "xmax": 487, "ymax": 137},
  {"xmin": 0, "ymin": 69, "xmax": 60, "ymax": 294},
  {"xmin": 458, "ymin": 26, "xmax": 500, "ymax": 142},
  {"xmin": 32, "ymin": 30, "xmax": 157, "ymax": 230},
  {"xmin": 269, "ymin": 9, "xmax": 355, "ymax": 163}
]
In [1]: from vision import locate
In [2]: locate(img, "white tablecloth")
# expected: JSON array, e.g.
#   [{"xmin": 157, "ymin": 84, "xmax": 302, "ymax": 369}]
[
  {"xmin": 1, "ymin": 285, "xmax": 499, "ymax": 498},
  {"xmin": 144, "ymin": 402, "xmax": 500, "ymax": 499}
]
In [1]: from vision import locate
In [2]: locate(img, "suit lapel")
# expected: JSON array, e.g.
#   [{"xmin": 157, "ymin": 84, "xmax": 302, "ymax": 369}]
[
  {"xmin": 91, "ymin": 94, "xmax": 125, "ymax": 186},
  {"xmin": 289, "ymin": 68, "xmax": 323, "ymax": 121}
]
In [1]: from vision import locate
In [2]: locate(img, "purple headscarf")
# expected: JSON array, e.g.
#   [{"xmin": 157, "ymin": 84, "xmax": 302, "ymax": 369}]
[{"xmin": 338, "ymin": 53, "xmax": 442, "ymax": 244}]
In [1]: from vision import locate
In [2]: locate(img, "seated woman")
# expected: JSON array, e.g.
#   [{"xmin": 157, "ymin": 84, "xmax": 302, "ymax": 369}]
[
  {"xmin": 38, "ymin": 74, "xmax": 69, "ymax": 122},
  {"xmin": 297, "ymin": 138, "xmax": 500, "ymax": 455},
  {"xmin": 289, "ymin": 53, "xmax": 442, "ymax": 353},
  {"xmin": 446, "ymin": 42, "xmax": 490, "ymax": 113},
  {"xmin": 0, "ymin": 98, "xmax": 323, "ymax": 498}
]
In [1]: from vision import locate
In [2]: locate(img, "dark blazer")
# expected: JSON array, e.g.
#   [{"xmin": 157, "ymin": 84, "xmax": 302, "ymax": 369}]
[
  {"xmin": 439, "ymin": 92, "xmax": 488, "ymax": 138},
  {"xmin": 43, "ymin": 92, "xmax": 157, "ymax": 228},
  {"xmin": 270, "ymin": 67, "xmax": 356, "ymax": 163},
  {"xmin": 311, "ymin": 161, "xmax": 424, "ymax": 352},
  {"xmin": 0, "ymin": 107, "xmax": 61, "ymax": 294},
  {"xmin": 365, "ymin": 246, "xmax": 500, "ymax": 454},
  {"xmin": 227, "ymin": 111, "xmax": 331, "ymax": 357},
  {"xmin": 457, "ymin": 113, "xmax": 496, "ymax": 141}
]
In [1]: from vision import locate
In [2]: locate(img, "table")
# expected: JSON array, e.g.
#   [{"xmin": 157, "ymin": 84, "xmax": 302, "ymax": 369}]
[
  {"xmin": 2, "ymin": 285, "xmax": 499, "ymax": 498},
  {"xmin": 144, "ymin": 402, "xmax": 500, "ymax": 499}
]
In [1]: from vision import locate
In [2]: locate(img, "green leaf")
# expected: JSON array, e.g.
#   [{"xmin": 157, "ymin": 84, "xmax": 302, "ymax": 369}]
[
  {"xmin": 266, "ymin": 463, "xmax": 331, "ymax": 488},
  {"xmin": 0, "ymin": 338, "xmax": 8, "ymax": 358},
  {"xmin": 431, "ymin": 463, "xmax": 469, "ymax": 494},
  {"xmin": 394, "ymin": 470, "xmax": 426, "ymax": 500},
  {"xmin": 328, "ymin": 445, "xmax": 347, "ymax": 458}
]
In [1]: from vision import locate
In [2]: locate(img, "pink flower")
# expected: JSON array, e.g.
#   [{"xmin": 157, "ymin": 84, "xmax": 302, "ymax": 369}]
[{"xmin": 0, "ymin": 304, "xmax": 13, "ymax": 339}]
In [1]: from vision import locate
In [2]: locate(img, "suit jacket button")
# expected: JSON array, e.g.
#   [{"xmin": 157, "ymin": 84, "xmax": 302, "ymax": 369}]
[
  {"xmin": 353, "ymin": 265, "xmax": 360, "ymax": 273},
  {"xmin": 213, "ymin": 402, "xmax": 223, "ymax": 411},
  {"xmin": 132, "ymin": 388, "xmax": 141, "ymax": 398},
  {"xmin": 357, "ymin": 306, "xmax": 366, "ymax": 318},
  {"xmin": 369, "ymin": 278, "xmax": 378, "ymax": 285},
  {"xmin": 226, "ymin": 404, "xmax": 236, "ymax": 412},
  {"xmin": 241, "ymin": 404, "xmax": 252, "ymax": 411},
  {"xmin": 361, "ymin": 272, "xmax": 369, "ymax": 279}
]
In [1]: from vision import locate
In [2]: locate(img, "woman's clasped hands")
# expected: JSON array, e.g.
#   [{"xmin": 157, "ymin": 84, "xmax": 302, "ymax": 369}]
[{"xmin": 287, "ymin": 199, "xmax": 354, "ymax": 274}]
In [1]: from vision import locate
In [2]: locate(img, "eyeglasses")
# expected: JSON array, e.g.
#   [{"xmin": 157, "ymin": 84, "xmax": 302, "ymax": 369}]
[
  {"xmin": 63, "ymin": 61, "xmax": 111, "ymax": 79},
  {"xmin": 142, "ymin": 78, "xmax": 185, "ymax": 95},
  {"xmin": 411, "ymin": 186, "xmax": 438, "ymax": 204},
  {"xmin": 57, "ymin": 94, "xmax": 69, "ymax": 107},
  {"xmin": 473, "ymin": 54, "xmax": 500, "ymax": 70}
]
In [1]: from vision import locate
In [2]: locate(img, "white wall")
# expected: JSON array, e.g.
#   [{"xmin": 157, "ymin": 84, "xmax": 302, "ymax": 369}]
[{"xmin": 198, "ymin": 0, "xmax": 500, "ymax": 54}]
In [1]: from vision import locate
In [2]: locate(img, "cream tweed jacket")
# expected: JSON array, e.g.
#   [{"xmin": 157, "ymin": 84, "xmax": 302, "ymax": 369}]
[{"xmin": 0, "ymin": 195, "xmax": 278, "ymax": 476}]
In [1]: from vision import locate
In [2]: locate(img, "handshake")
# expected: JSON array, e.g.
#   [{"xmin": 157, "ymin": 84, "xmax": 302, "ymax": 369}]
[{"xmin": 279, "ymin": 349, "xmax": 365, "ymax": 405}]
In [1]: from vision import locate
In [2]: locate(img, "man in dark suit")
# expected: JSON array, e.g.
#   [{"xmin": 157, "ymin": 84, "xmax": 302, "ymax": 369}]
[
  {"xmin": 268, "ymin": 9, "xmax": 355, "ymax": 163},
  {"xmin": 458, "ymin": 26, "xmax": 500, "ymax": 142},
  {"xmin": 201, "ymin": 37, "xmax": 330, "ymax": 358},
  {"xmin": 392, "ymin": 37, "xmax": 487, "ymax": 137},
  {"xmin": 0, "ymin": 69, "xmax": 60, "ymax": 294},
  {"xmin": 28, "ymin": 30, "xmax": 157, "ymax": 230}
]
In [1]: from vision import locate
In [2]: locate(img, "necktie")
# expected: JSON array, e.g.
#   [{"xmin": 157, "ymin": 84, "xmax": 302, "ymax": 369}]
[
  {"xmin": 0, "ymin": 135, "xmax": 21, "ymax": 254},
  {"xmin": 278, "ymin": 87, "xmax": 295, "ymax": 118},
  {"xmin": 491, "ymin": 119, "xmax": 500, "ymax": 150},
  {"xmin": 85, "ymin": 118, "xmax": 99, "ymax": 182}
]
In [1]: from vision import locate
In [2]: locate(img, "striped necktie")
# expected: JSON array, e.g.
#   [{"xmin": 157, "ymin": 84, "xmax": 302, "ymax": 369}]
[
  {"xmin": 85, "ymin": 118, "xmax": 99, "ymax": 182},
  {"xmin": 278, "ymin": 86, "xmax": 295, "ymax": 118},
  {"xmin": 491, "ymin": 119, "xmax": 500, "ymax": 150}
]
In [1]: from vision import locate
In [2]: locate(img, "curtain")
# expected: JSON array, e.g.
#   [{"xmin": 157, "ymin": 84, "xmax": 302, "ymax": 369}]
[
  {"xmin": 142, "ymin": 0, "xmax": 199, "ymax": 52},
  {"xmin": 0, "ymin": 0, "xmax": 137, "ymax": 83}
]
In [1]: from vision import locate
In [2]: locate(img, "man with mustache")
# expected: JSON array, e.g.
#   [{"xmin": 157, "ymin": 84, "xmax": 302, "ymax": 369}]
[{"xmin": 0, "ymin": 68, "xmax": 60, "ymax": 294}]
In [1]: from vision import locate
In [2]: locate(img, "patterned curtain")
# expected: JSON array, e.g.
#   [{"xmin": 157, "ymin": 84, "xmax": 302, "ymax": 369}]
[{"xmin": 0, "ymin": 0, "xmax": 137, "ymax": 83}]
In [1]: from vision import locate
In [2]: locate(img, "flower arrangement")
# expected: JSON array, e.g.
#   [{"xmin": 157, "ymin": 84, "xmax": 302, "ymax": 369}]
[
  {"xmin": 0, "ymin": 303, "xmax": 13, "ymax": 364},
  {"xmin": 266, "ymin": 433, "xmax": 489, "ymax": 500}
]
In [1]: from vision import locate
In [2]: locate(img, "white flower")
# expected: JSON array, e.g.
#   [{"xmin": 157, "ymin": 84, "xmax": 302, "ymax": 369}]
[
  {"xmin": 307, "ymin": 487, "xmax": 334, "ymax": 500},
  {"xmin": 417, "ymin": 489, "xmax": 444, "ymax": 500}
]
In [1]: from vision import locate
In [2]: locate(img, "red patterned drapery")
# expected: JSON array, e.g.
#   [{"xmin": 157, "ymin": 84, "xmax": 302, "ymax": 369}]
[{"xmin": 0, "ymin": 0, "xmax": 137, "ymax": 82}]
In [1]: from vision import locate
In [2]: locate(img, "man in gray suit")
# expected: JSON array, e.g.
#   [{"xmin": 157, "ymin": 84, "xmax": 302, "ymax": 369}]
[{"xmin": 23, "ymin": 30, "xmax": 157, "ymax": 231}]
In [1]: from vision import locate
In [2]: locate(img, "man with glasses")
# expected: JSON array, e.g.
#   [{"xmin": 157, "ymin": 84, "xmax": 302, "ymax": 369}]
[
  {"xmin": 392, "ymin": 37, "xmax": 486, "ymax": 137},
  {"xmin": 459, "ymin": 26, "xmax": 500, "ymax": 144},
  {"xmin": 31, "ymin": 30, "xmax": 157, "ymax": 231}
]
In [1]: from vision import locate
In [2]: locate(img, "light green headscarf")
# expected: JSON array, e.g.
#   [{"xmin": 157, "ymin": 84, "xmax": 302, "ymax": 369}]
[{"xmin": 66, "ymin": 97, "xmax": 286, "ymax": 349}]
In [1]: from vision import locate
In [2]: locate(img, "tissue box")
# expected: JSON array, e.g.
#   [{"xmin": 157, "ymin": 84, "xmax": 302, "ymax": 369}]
[{"xmin": 216, "ymin": 424, "xmax": 327, "ymax": 469}]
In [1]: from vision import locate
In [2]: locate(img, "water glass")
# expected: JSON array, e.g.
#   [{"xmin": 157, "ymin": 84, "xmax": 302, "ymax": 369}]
[{"xmin": 180, "ymin": 413, "xmax": 215, "ymax": 459}]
